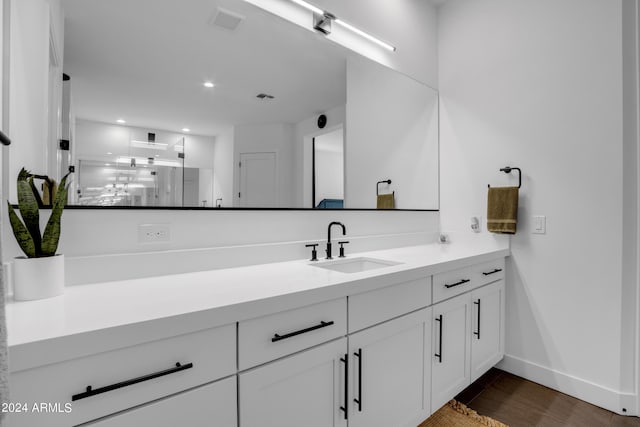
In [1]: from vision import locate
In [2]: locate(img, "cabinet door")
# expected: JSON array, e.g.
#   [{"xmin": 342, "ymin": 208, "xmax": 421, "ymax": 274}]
[
  {"xmin": 431, "ymin": 293, "xmax": 471, "ymax": 411},
  {"xmin": 348, "ymin": 309, "xmax": 431, "ymax": 427},
  {"xmin": 239, "ymin": 338, "xmax": 347, "ymax": 427},
  {"xmin": 85, "ymin": 377, "xmax": 237, "ymax": 426},
  {"xmin": 470, "ymin": 280, "xmax": 505, "ymax": 382}
]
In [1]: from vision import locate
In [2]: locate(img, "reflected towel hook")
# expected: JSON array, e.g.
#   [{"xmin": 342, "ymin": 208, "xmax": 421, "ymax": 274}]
[
  {"xmin": 377, "ymin": 179, "xmax": 392, "ymax": 196},
  {"xmin": 488, "ymin": 167, "xmax": 521, "ymax": 189}
]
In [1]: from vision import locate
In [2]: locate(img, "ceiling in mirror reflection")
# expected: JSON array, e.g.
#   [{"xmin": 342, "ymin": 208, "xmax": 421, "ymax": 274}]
[{"xmin": 62, "ymin": 0, "xmax": 347, "ymax": 135}]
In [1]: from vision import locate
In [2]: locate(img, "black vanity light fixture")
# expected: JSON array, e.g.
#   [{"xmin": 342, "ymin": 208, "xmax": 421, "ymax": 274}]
[
  {"xmin": 289, "ymin": 0, "xmax": 396, "ymax": 51},
  {"xmin": 256, "ymin": 93, "xmax": 275, "ymax": 100}
]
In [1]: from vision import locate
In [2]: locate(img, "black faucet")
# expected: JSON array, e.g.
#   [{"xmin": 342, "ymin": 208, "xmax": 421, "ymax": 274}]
[{"xmin": 326, "ymin": 221, "xmax": 346, "ymax": 259}]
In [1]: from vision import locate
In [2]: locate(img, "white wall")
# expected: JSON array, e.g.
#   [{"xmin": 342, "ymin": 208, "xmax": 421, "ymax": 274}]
[
  {"xmin": 213, "ymin": 126, "xmax": 234, "ymax": 208},
  {"xmin": 438, "ymin": 0, "xmax": 636, "ymax": 413},
  {"xmin": 7, "ymin": 0, "xmax": 51, "ymax": 201},
  {"xmin": 314, "ymin": 129, "xmax": 344, "ymax": 204},
  {"xmin": 233, "ymin": 123, "xmax": 295, "ymax": 207},
  {"xmin": 294, "ymin": 104, "xmax": 345, "ymax": 208},
  {"xmin": 346, "ymin": 55, "xmax": 439, "ymax": 210}
]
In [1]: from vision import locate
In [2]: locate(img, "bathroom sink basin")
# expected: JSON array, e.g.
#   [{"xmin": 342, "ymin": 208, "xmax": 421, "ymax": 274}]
[{"xmin": 312, "ymin": 257, "xmax": 402, "ymax": 274}]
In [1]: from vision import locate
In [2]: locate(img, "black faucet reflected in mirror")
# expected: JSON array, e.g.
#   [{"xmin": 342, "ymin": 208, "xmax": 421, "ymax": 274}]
[{"xmin": 326, "ymin": 221, "xmax": 346, "ymax": 259}]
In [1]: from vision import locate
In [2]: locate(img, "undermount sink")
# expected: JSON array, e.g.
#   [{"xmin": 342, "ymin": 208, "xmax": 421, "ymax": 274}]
[{"xmin": 312, "ymin": 257, "xmax": 402, "ymax": 274}]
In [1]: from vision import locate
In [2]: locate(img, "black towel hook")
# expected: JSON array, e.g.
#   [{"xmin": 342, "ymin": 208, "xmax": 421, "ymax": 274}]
[
  {"xmin": 488, "ymin": 166, "xmax": 521, "ymax": 188},
  {"xmin": 377, "ymin": 179, "xmax": 393, "ymax": 196}
]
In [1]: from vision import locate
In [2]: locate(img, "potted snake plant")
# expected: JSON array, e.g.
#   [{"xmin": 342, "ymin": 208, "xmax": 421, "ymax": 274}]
[{"xmin": 7, "ymin": 168, "xmax": 71, "ymax": 301}]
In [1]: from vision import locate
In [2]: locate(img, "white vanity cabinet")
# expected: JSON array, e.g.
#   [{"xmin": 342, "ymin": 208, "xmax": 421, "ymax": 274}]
[
  {"xmin": 8, "ymin": 324, "xmax": 236, "ymax": 427},
  {"xmin": 470, "ymin": 280, "xmax": 505, "ymax": 382},
  {"xmin": 84, "ymin": 377, "xmax": 237, "ymax": 427},
  {"xmin": 239, "ymin": 338, "xmax": 348, "ymax": 427},
  {"xmin": 431, "ymin": 260, "xmax": 506, "ymax": 411},
  {"xmin": 431, "ymin": 292, "xmax": 472, "ymax": 410},
  {"xmin": 347, "ymin": 309, "xmax": 431, "ymax": 427}
]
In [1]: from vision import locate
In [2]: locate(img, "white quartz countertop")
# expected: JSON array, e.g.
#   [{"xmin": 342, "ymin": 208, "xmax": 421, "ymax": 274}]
[{"xmin": 7, "ymin": 240, "xmax": 509, "ymax": 372}]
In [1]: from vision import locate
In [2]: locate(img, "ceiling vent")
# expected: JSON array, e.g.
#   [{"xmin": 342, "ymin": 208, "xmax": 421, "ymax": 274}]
[{"xmin": 209, "ymin": 8, "xmax": 245, "ymax": 31}]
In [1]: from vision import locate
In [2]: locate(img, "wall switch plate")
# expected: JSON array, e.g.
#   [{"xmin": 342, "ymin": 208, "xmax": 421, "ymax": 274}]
[
  {"xmin": 138, "ymin": 224, "xmax": 171, "ymax": 243},
  {"xmin": 532, "ymin": 216, "xmax": 546, "ymax": 234}
]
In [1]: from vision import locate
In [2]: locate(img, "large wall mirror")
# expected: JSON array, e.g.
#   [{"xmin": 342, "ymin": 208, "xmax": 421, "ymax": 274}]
[{"xmin": 51, "ymin": 0, "xmax": 439, "ymax": 209}]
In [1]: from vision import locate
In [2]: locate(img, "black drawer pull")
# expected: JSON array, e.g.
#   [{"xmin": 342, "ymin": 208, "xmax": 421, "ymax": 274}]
[
  {"xmin": 435, "ymin": 315, "xmax": 443, "ymax": 363},
  {"xmin": 474, "ymin": 299, "xmax": 481, "ymax": 339},
  {"xmin": 271, "ymin": 320, "xmax": 334, "ymax": 342},
  {"xmin": 482, "ymin": 268, "xmax": 502, "ymax": 276},
  {"xmin": 72, "ymin": 362, "xmax": 193, "ymax": 401},
  {"xmin": 340, "ymin": 354, "xmax": 348, "ymax": 420},
  {"xmin": 444, "ymin": 279, "xmax": 470, "ymax": 289},
  {"xmin": 354, "ymin": 348, "xmax": 363, "ymax": 411}
]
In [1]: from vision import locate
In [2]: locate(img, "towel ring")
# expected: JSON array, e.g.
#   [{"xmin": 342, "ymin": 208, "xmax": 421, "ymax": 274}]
[
  {"xmin": 377, "ymin": 179, "xmax": 393, "ymax": 196},
  {"xmin": 488, "ymin": 167, "xmax": 521, "ymax": 189}
]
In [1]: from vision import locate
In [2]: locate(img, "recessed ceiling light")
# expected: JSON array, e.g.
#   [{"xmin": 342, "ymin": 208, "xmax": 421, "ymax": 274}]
[
  {"xmin": 155, "ymin": 154, "xmax": 160, "ymax": 157},
  {"xmin": 107, "ymin": 152, "xmax": 112, "ymax": 155},
  {"xmin": 182, "ymin": 128, "xmax": 191, "ymax": 133},
  {"xmin": 105, "ymin": 163, "xmax": 111, "ymax": 166},
  {"xmin": 203, "ymin": 81, "xmax": 215, "ymax": 88},
  {"xmin": 116, "ymin": 119, "xmax": 126, "ymax": 124}
]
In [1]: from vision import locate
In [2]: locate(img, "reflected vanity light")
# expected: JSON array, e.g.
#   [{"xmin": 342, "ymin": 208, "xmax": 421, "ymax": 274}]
[
  {"xmin": 285, "ymin": 0, "xmax": 396, "ymax": 52},
  {"xmin": 130, "ymin": 140, "xmax": 168, "ymax": 150},
  {"xmin": 203, "ymin": 81, "xmax": 215, "ymax": 88},
  {"xmin": 116, "ymin": 156, "xmax": 181, "ymax": 168},
  {"xmin": 334, "ymin": 19, "xmax": 396, "ymax": 52},
  {"xmin": 290, "ymin": 0, "xmax": 322, "ymax": 14},
  {"xmin": 182, "ymin": 128, "xmax": 190, "ymax": 133},
  {"xmin": 116, "ymin": 119, "xmax": 126, "ymax": 124}
]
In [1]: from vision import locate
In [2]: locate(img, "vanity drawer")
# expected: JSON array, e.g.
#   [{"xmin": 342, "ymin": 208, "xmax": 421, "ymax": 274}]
[
  {"xmin": 239, "ymin": 298, "xmax": 347, "ymax": 370},
  {"xmin": 474, "ymin": 259, "xmax": 506, "ymax": 287},
  {"xmin": 349, "ymin": 277, "xmax": 431, "ymax": 332},
  {"xmin": 8, "ymin": 324, "xmax": 236, "ymax": 427},
  {"xmin": 84, "ymin": 377, "xmax": 237, "ymax": 427},
  {"xmin": 433, "ymin": 265, "xmax": 478, "ymax": 303}
]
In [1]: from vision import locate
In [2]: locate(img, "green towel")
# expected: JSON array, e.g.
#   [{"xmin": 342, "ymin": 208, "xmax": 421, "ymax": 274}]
[
  {"xmin": 377, "ymin": 193, "xmax": 395, "ymax": 209},
  {"xmin": 487, "ymin": 187, "xmax": 519, "ymax": 234}
]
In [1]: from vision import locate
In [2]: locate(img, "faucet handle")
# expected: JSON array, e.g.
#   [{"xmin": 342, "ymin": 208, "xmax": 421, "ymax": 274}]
[
  {"xmin": 338, "ymin": 241, "xmax": 350, "ymax": 258},
  {"xmin": 305, "ymin": 243, "xmax": 319, "ymax": 261}
]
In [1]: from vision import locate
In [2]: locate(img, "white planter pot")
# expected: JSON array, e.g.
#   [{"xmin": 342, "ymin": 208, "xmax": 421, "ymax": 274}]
[{"xmin": 13, "ymin": 254, "xmax": 65, "ymax": 301}]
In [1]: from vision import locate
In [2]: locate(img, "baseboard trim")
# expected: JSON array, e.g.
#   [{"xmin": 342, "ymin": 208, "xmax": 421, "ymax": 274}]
[{"xmin": 497, "ymin": 354, "xmax": 637, "ymax": 416}]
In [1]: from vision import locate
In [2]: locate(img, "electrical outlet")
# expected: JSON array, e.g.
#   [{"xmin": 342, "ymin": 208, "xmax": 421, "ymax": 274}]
[{"xmin": 138, "ymin": 224, "xmax": 171, "ymax": 243}]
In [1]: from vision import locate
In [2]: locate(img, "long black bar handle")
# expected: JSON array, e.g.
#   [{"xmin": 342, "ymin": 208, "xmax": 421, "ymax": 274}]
[
  {"xmin": 72, "ymin": 362, "xmax": 193, "ymax": 401},
  {"xmin": 474, "ymin": 300, "xmax": 481, "ymax": 339},
  {"xmin": 482, "ymin": 268, "xmax": 503, "ymax": 276},
  {"xmin": 444, "ymin": 279, "xmax": 470, "ymax": 289},
  {"xmin": 340, "ymin": 354, "xmax": 348, "ymax": 420},
  {"xmin": 272, "ymin": 320, "xmax": 334, "ymax": 342},
  {"xmin": 434, "ymin": 315, "xmax": 443, "ymax": 363},
  {"xmin": 353, "ymin": 348, "xmax": 362, "ymax": 412}
]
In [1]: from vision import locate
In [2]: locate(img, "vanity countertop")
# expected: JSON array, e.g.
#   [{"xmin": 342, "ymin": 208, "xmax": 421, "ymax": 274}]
[{"xmin": 7, "ymin": 240, "xmax": 509, "ymax": 372}]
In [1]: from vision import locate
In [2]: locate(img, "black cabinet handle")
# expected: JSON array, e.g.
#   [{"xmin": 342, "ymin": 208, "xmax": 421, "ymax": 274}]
[
  {"xmin": 72, "ymin": 362, "xmax": 193, "ymax": 401},
  {"xmin": 474, "ymin": 300, "xmax": 481, "ymax": 339},
  {"xmin": 444, "ymin": 279, "xmax": 470, "ymax": 289},
  {"xmin": 340, "ymin": 354, "xmax": 348, "ymax": 420},
  {"xmin": 435, "ymin": 315, "xmax": 443, "ymax": 363},
  {"xmin": 482, "ymin": 268, "xmax": 502, "ymax": 276},
  {"xmin": 353, "ymin": 348, "xmax": 362, "ymax": 412},
  {"xmin": 271, "ymin": 320, "xmax": 334, "ymax": 342}
]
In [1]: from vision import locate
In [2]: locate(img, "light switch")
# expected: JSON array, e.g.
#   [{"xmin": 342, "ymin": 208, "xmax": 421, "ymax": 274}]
[{"xmin": 532, "ymin": 216, "xmax": 546, "ymax": 234}]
